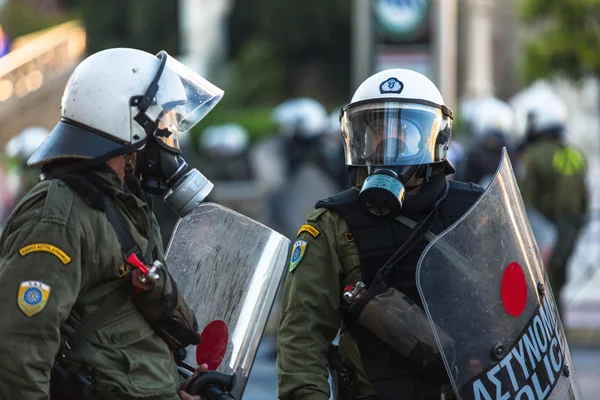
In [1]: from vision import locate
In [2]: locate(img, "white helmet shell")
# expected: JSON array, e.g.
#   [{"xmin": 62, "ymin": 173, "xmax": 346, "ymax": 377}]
[
  {"xmin": 200, "ymin": 123, "xmax": 250, "ymax": 157},
  {"xmin": 510, "ymin": 80, "xmax": 567, "ymax": 137},
  {"xmin": 350, "ymin": 69, "xmax": 445, "ymax": 106},
  {"xmin": 272, "ymin": 98, "xmax": 328, "ymax": 139},
  {"xmin": 462, "ymin": 97, "xmax": 515, "ymax": 138}
]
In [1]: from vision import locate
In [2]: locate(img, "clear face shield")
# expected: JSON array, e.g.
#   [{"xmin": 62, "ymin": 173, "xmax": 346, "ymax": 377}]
[
  {"xmin": 137, "ymin": 51, "xmax": 224, "ymax": 151},
  {"xmin": 341, "ymin": 102, "xmax": 451, "ymax": 167},
  {"xmin": 340, "ymin": 101, "xmax": 452, "ymax": 218}
]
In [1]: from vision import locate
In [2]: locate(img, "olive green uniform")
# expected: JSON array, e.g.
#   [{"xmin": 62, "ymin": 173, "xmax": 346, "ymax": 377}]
[
  {"xmin": 277, "ymin": 206, "xmax": 381, "ymax": 400},
  {"xmin": 0, "ymin": 168, "xmax": 181, "ymax": 399},
  {"xmin": 519, "ymin": 139, "xmax": 588, "ymax": 312}
]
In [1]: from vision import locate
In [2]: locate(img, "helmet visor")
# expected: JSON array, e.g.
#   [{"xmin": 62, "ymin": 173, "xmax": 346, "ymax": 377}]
[
  {"xmin": 157, "ymin": 54, "xmax": 224, "ymax": 135},
  {"xmin": 341, "ymin": 102, "xmax": 451, "ymax": 166}
]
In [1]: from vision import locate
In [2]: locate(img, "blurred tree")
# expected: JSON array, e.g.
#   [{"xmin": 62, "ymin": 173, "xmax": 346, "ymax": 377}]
[
  {"xmin": 0, "ymin": 0, "xmax": 74, "ymax": 39},
  {"xmin": 77, "ymin": 0, "xmax": 179, "ymax": 55},
  {"xmin": 228, "ymin": 0, "xmax": 351, "ymax": 107},
  {"xmin": 520, "ymin": 0, "xmax": 600, "ymax": 83}
]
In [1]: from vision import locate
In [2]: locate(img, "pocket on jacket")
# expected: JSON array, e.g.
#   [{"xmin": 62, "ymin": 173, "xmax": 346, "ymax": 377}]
[{"xmin": 89, "ymin": 303, "xmax": 179, "ymax": 397}]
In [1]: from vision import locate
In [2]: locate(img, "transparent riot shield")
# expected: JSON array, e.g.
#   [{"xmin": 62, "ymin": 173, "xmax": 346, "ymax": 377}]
[
  {"xmin": 166, "ymin": 203, "xmax": 291, "ymax": 398},
  {"xmin": 417, "ymin": 150, "xmax": 582, "ymax": 399}
]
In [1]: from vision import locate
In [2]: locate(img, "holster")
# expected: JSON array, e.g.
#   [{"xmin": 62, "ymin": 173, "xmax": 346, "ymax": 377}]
[
  {"xmin": 328, "ymin": 344, "xmax": 356, "ymax": 400},
  {"xmin": 347, "ymin": 278, "xmax": 451, "ymax": 376},
  {"xmin": 50, "ymin": 359, "xmax": 96, "ymax": 400}
]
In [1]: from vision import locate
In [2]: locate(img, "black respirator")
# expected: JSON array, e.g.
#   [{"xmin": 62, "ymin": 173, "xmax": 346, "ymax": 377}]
[
  {"xmin": 131, "ymin": 51, "xmax": 213, "ymax": 217},
  {"xmin": 358, "ymin": 164, "xmax": 425, "ymax": 218}
]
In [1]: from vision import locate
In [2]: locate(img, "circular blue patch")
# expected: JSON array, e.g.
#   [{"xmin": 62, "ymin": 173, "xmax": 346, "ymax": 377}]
[
  {"xmin": 24, "ymin": 287, "xmax": 43, "ymax": 305},
  {"xmin": 291, "ymin": 246, "xmax": 302, "ymax": 262}
]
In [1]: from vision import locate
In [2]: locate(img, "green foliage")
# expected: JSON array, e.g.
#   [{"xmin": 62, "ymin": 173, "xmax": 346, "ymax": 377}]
[
  {"xmin": 0, "ymin": 1, "xmax": 75, "ymax": 39},
  {"xmin": 519, "ymin": 0, "xmax": 600, "ymax": 82},
  {"xmin": 228, "ymin": 0, "xmax": 352, "ymax": 106},
  {"xmin": 191, "ymin": 106, "xmax": 276, "ymax": 145},
  {"xmin": 77, "ymin": 0, "xmax": 179, "ymax": 55},
  {"xmin": 223, "ymin": 40, "xmax": 285, "ymax": 107}
]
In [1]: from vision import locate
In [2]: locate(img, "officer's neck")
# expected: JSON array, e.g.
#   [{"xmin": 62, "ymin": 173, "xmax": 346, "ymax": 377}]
[{"xmin": 105, "ymin": 156, "xmax": 126, "ymax": 182}]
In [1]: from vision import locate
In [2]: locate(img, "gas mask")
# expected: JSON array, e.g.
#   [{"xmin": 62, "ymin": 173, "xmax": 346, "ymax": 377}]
[
  {"xmin": 135, "ymin": 134, "xmax": 213, "ymax": 218},
  {"xmin": 131, "ymin": 51, "xmax": 222, "ymax": 217}
]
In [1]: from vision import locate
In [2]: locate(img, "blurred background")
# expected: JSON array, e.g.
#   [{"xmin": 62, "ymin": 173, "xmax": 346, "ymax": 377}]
[{"xmin": 0, "ymin": 0, "xmax": 599, "ymax": 398}]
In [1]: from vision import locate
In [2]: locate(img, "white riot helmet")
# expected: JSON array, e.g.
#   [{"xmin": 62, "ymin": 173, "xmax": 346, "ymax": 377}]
[
  {"xmin": 200, "ymin": 123, "xmax": 250, "ymax": 157},
  {"xmin": 341, "ymin": 69, "xmax": 453, "ymax": 218},
  {"xmin": 466, "ymin": 97, "xmax": 515, "ymax": 139},
  {"xmin": 5, "ymin": 126, "xmax": 49, "ymax": 162},
  {"xmin": 29, "ymin": 48, "xmax": 223, "ymax": 166},
  {"xmin": 272, "ymin": 98, "xmax": 328, "ymax": 139},
  {"xmin": 510, "ymin": 81, "xmax": 567, "ymax": 139},
  {"xmin": 28, "ymin": 48, "xmax": 224, "ymax": 217}
]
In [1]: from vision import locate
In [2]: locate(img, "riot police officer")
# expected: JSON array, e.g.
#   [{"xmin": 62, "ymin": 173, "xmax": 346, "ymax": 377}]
[
  {"xmin": 516, "ymin": 90, "xmax": 589, "ymax": 315},
  {"xmin": 276, "ymin": 69, "xmax": 484, "ymax": 400},
  {"xmin": 0, "ymin": 48, "xmax": 223, "ymax": 399},
  {"xmin": 458, "ymin": 97, "xmax": 515, "ymax": 187}
]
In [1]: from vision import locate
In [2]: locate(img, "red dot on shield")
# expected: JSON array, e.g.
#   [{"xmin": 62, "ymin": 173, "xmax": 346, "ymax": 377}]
[
  {"xmin": 196, "ymin": 320, "xmax": 229, "ymax": 370},
  {"xmin": 501, "ymin": 262, "xmax": 528, "ymax": 317}
]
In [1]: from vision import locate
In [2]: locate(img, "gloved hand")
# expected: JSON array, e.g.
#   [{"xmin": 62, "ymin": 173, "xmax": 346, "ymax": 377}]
[{"xmin": 179, "ymin": 364, "xmax": 209, "ymax": 400}]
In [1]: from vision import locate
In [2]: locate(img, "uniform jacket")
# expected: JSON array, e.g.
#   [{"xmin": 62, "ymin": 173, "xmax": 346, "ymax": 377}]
[{"xmin": 0, "ymin": 167, "xmax": 181, "ymax": 400}]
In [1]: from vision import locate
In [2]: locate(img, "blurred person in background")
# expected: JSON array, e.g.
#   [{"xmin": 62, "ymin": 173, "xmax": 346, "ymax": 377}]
[
  {"xmin": 259, "ymin": 97, "xmax": 340, "ymax": 239},
  {"xmin": 198, "ymin": 123, "xmax": 252, "ymax": 182},
  {"xmin": 0, "ymin": 47, "xmax": 223, "ymax": 399},
  {"xmin": 517, "ymin": 92, "xmax": 589, "ymax": 315},
  {"xmin": 457, "ymin": 97, "xmax": 515, "ymax": 187},
  {"xmin": 276, "ymin": 69, "xmax": 484, "ymax": 400},
  {"xmin": 3, "ymin": 126, "xmax": 49, "ymax": 200}
]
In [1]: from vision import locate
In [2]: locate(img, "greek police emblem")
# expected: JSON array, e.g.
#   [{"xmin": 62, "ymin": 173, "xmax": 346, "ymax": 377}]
[
  {"xmin": 17, "ymin": 281, "xmax": 51, "ymax": 317},
  {"xmin": 289, "ymin": 240, "xmax": 308, "ymax": 272},
  {"xmin": 379, "ymin": 77, "xmax": 404, "ymax": 94}
]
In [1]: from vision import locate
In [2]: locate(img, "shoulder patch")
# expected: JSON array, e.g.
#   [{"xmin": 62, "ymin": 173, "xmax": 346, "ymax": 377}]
[
  {"xmin": 289, "ymin": 240, "xmax": 308, "ymax": 273},
  {"xmin": 344, "ymin": 232, "xmax": 355, "ymax": 243},
  {"xmin": 297, "ymin": 224, "xmax": 320, "ymax": 238},
  {"xmin": 19, "ymin": 243, "xmax": 72, "ymax": 265},
  {"xmin": 18, "ymin": 281, "xmax": 51, "ymax": 317}
]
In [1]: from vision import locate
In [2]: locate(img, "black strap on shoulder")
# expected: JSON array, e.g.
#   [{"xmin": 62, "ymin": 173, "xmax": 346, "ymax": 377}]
[
  {"xmin": 59, "ymin": 173, "xmax": 146, "ymax": 263},
  {"xmin": 52, "ymin": 171, "xmax": 153, "ymax": 352},
  {"xmin": 378, "ymin": 181, "xmax": 449, "ymax": 279}
]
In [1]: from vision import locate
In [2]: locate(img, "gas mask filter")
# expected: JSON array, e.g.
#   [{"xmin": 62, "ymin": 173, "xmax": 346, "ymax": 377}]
[
  {"xmin": 358, "ymin": 163, "xmax": 429, "ymax": 219},
  {"xmin": 358, "ymin": 168, "xmax": 406, "ymax": 218}
]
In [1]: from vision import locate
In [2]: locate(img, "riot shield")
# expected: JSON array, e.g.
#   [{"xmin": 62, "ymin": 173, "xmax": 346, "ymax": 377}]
[
  {"xmin": 417, "ymin": 150, "xmax": 582, "ymax": 399},
  {"xmin": 166, "ymin": 203, "xmax": 291, "ymax": 398}
]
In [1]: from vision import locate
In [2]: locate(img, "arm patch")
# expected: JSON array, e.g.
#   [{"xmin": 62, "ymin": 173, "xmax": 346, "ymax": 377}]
[
  {"xmin": 297, "ymin": 224, "xmax": 320, "ymax": 238},
  {"xmin": 19, "ymin": 243, "xmax": 72, "ymax": 264}
]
